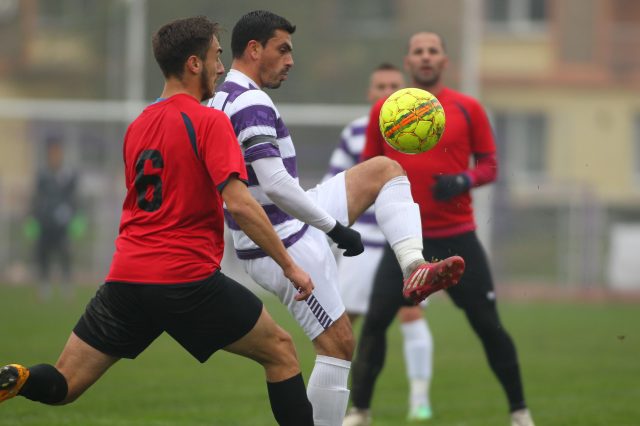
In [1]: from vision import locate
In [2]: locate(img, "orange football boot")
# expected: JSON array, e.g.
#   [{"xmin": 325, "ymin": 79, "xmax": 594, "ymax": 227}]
[{"xmin": 0, "ymin": 364, "xmax": 29, "ymax": 403}]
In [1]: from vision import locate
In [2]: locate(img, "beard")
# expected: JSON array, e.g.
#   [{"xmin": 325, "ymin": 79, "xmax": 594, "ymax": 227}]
[
  {"xmin": 262, "ymin": 80, "xmax": 282, "ymax": 90},
  {"xmin": 259, "ymin": 65, "xmax": 287, "ymax": 90},
  {"xmin": 200, "ymin": 66, "xmax": 214, "ymax": 101},
  {"xmin": 413, "ymin": 70, "xmax": 441, "ymax": 88}
]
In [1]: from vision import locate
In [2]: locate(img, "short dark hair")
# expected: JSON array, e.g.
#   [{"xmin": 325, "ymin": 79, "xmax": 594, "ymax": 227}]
[
  {"xmin": 231, "ymin": 10, "xmax": 296, "ymax": 59},
  {"xmin": 407, "ymin": 31, "xmax": 447, "ymax": 53},
  {"xmin": 374, "ymin": 62, "xmax": 400, "ymax": 72},
  {"xmin": 152, "ymin": 16, "xmax": 219, "ymax": 79}
]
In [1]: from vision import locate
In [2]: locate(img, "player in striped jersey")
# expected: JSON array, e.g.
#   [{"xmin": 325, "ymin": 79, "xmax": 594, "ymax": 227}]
[
  {"xmin": 209, "ymin": 11, "xmax": 465, "ymax": 425},
  {"xmin": 326, "ymin": 63, "xmax": 435, "ymax": 421}
]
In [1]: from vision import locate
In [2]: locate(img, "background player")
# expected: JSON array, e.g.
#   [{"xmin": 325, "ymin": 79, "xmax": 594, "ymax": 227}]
[
  {"xmin": 209, "ymin": 10, "xmax": 464, "ymax": 426},
  {"xmin": 0, "ymin": 16, "xmax": 316, "ymax": 426},
  {"xmin": 28, "ymin": 136, "xmax": 78, "ymax": 301},
  {"xmin": 325, "ymin": 62, "xmax": 435, "ymax": 421},
  {"xmin": 344, "ymin": 32, "xmax": 535, "ymax": 426}
]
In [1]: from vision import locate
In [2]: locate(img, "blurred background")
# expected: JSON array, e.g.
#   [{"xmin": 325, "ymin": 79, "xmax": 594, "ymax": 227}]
[{"xmin": 1, "ymin": 0, "xmax": 640, "ymax": 297}]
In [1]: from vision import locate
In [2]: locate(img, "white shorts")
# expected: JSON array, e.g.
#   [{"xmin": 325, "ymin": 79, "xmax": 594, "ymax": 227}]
[
  {"xmin": 242, "ymin": 172, "xmax": 349, "ymax": 340},
  {"xmin": 338, "ymin": 246, "xmax": 384, "ymax": 315}
]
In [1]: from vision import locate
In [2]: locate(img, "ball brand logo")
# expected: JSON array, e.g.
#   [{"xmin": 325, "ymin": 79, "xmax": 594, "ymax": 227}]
[{"xmin": 383, "ymin": 100, "xmax": 440, "ymax": 141}]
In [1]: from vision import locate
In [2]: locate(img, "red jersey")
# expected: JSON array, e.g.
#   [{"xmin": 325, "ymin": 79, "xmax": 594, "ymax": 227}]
[
  {"xmin": 106, "ymin": 94, "xmax": 248, "ymax": 284},
  {"xmin": 362, "ymin": 87, "xmax": 497, "ymax": 238}
]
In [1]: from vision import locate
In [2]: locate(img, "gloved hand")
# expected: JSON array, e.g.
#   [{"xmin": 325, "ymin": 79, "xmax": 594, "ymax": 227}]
[
  {"xmin": 433, "ymin": 174, "xmax": 471, "ymax": 201},
  {"xmin": 326, "ymin": 221, "xmax": 364, "ymax": 257}
]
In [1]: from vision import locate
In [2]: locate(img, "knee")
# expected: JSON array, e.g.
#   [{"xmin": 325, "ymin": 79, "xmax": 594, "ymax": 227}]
[
  {"xmin": 267, "ymin": 327, "xmax": 299, "ymax": 368},
  {"xmin": 463, "ymin": 302, "xmax": 505, "ymax": 336},
  {"xmin": 370, "ymin": 156, "xmax": 405, "ymax": 181},
  {"xmin": 315, "ymin": 319, "xmax": 355, "ymax": 361},
  {"xmin": 255, "ymin": 326, "xmax": 303, "ymax": 383}
]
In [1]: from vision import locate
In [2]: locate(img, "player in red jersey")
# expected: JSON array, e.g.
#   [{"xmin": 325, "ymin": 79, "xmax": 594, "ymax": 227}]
[
  {"xmin": 0, "ymin": 17, "xmax": 315, "ymax": 426},
  {"xmin": 344, "ymin": 32, "xmax": 535, "ymax": 426}
]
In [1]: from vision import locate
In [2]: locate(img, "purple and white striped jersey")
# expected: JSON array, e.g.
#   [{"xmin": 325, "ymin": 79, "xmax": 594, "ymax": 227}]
[
  {"xmin": 324, "ymin": 116, "xmax": 386, "ymax": 249},
  {"xmin": 209, "ymin": 70, "xmax": 307, "ymax": 259}
]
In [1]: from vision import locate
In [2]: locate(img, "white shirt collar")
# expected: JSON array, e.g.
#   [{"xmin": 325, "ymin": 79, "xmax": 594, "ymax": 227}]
[{"xmin": 226, "ymin": 69, "xmax": 260, "ymax": 89}]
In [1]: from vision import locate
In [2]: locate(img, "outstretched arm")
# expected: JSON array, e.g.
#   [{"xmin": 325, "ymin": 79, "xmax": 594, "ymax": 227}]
[
  {"xmin": 252, "ymin": 156, "xmax": 336, "ymax": 232},
  {"xmin": 252, "ymin": 156, "xmax": 364, "ymax": 256}
]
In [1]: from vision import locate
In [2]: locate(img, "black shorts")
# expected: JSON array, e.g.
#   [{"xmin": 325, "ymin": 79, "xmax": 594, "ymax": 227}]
[
  {"xmin": 73, "ymin": 270, "xmax": 263, "ymax": 363},
  {"xmin": 371, "ymin": 231, "xmax": 495, "ymax": 309}
]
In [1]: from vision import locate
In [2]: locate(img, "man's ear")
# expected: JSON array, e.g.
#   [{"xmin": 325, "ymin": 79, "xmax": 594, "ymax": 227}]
[
  {"xmin": 247, "ymin": 40, "xmax": 262, "ymax": 60},
  {"xmin": 442, "ymin": 55, "xmax": 449, "ymax": 71},
  {"xmin": 185, "ymin": 55, "xmax": 201, "ymax": 75}
]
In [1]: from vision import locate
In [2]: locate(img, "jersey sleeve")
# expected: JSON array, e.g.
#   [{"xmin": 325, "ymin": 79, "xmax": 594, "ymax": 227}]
[
  {"xmin": 361, "ymin": 98, "xmax": 386, "ymax": 161},
  {"xmin": 227, "ymin": 90, "xmax": 283, "ymax": 164},
  {"xmin": 200, "ymin": 111, "xmax": 248, "ymax": 191},
  {"xmin": 466, "ymin": 98, "xmax": 498, "ymax": 186},
  {"xmin": 468, "ymin": 99, "xmax": 496, "ymax": 154},
  {"xmin": 228, "ymin": 90, "xmax": 279, "ymax": 144}
]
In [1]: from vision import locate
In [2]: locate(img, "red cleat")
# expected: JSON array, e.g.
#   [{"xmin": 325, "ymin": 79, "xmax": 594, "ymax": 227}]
[{"xmin": 402, "ymin": 256, "xmax": 465, "ymax": 304}]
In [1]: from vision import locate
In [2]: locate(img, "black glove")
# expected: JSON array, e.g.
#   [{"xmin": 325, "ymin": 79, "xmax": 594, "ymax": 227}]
[
  {"xmin": 326, "ymin": 222, "xmax": 364, "ymax": 257},
  {"xmin": 433, "ymin": 174, "xmax": 471, "ymax": 201}
]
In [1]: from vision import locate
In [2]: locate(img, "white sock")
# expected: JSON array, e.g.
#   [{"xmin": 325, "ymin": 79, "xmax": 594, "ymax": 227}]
[
  {"xmin": 374, "ymin": 176, "xmax": 424, "ymax": 273},
  {"xmin": 401, "ymin": 319, "xmax": 433, "ymax": 409},
  {"xmin": 393, "ymin": 238, "xmax": 425, "ymax": 278},
  {"xmin": 307, "ymin": 355, "xmax": 351, "ymax": 426}
]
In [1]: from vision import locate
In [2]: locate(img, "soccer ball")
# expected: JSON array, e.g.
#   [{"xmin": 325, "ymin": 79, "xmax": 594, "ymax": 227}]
[{"xmin": 378, "ymin": 88, "xmax": 445, "ymax": 154}]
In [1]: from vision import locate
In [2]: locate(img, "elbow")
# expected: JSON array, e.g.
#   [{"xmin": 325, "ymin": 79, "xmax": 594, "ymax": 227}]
[
  {"xmin": 224, "ymin": 196, "xmax": 253, "ymax": 221},
  {"xmin": 227, "ymin": 201, "xmax": 251, "ymax": 219},
  {"xmin": 261, "ymin": 184, "xmax": 280, "ymax": 202}
]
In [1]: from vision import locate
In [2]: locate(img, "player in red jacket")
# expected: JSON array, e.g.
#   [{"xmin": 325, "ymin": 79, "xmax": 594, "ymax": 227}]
[
  {"xmin": 344, "ymin": 32, "xmax": 535, "ymax": 426},
  {"xmin": 0, "ymin": 16, "xmax": 315, "ymax": 426}
]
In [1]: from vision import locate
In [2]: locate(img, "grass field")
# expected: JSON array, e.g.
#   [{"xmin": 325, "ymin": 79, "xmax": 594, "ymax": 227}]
[{"xmin": 1, "ymin": 284, "xmax": 639, "ymax": 425}]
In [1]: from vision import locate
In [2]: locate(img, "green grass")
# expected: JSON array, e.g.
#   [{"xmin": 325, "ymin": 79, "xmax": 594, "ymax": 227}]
[{"xmin": 1, "ymin": 285, "xmax": 639, "ymax": 425}]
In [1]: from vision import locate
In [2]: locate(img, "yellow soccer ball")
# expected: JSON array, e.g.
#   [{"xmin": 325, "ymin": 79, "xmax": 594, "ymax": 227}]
[{"xmin": 378, "ymin": 88, "xmax": 445, "ymax": 154}]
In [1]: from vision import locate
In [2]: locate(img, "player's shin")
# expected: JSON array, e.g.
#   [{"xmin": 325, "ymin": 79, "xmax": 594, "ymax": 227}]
[
  {"xmin": 401, "ymin": 319, "xmax": 433, "ymax": 418},
  {"xmin": 307, "ymin": 355, "xmax": 351, "ymax": 426},
  {"xmin": 267, "ymin": 373, "xmax": 314, "ymax": 426},
  {"xmin": 373, "ymin": 176, "xmax": 424, "ymax": 275}
]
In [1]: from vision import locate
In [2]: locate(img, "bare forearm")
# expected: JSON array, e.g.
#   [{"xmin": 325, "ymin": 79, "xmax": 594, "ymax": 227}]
[
  {"xmin": 234, "ymin": 207, "xmax": 294, "ymax": 268},
  {"xmin": 223, "ymin": 181, "xmax": 294, "ymax": 271},
  {"xmin": 219, "ymin": 175, "xmax": 314, "ymax": 300}
]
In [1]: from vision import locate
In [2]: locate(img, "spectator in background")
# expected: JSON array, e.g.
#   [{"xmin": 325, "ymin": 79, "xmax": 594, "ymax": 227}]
[
  {"xmin": 29, "ymin": 136, "xmax": 78, "ymax": 300},
  {"xmin": 324, "ymin": 63, "xmax": 435, "ymax": 421}
]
